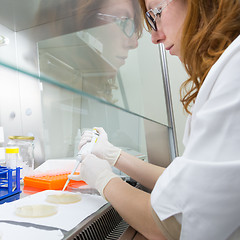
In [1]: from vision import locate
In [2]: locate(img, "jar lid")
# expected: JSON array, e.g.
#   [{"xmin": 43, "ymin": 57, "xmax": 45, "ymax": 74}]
[
  {"xmin": 9, "ymin": 136, "xmax": 34, "ymax": 140},
  {"xmin": 6, "ymin": 147, "xmax": 19, "ymax": 154}
]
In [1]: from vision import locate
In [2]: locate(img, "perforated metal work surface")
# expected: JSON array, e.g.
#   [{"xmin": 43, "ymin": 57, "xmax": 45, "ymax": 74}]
[{"xmin": 64, "ymin": 204, "xmax": 130, "ymax": 240}]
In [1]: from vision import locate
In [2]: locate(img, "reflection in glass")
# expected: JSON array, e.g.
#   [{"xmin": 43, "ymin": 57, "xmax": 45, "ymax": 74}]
[
  {"xmin": 37, "ymin": 0, "xmax": 169, "ymax": 160},
  {"xmin": 38, "ymin": 0, "xmax": 142, "ymax": 103},
  {"xmin": 38, "ymin": 0, "xmax": 167, "ymax": 123}
]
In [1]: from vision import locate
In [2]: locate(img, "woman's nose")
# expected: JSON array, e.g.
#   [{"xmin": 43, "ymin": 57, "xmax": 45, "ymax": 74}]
[
  {"xmin": 151, "ymin": 25, "xmax": 165, "ymax": 44},
  {"xmin": 127, "ymin": 33, "xmax": 139, "ymax": 49}
]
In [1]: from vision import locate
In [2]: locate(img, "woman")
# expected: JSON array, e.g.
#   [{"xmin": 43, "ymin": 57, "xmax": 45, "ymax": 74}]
[{"xmin": 69, "ymin": 0, "xmax": 240, "ymax": 239}]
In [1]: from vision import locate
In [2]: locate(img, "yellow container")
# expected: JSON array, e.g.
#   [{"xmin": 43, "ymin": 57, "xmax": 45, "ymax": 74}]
[
  {"xmin": 5, "ymin": 147, "xmax": 19, "ymax": 169},
  {"xmin": 7, "ymin": 136, "xmax": 34, "ymax": 178}
]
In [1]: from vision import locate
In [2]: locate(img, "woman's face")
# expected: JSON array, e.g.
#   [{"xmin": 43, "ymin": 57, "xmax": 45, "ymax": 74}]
[
  {"xmin": 91, "ymin": 0, "xmax": 139, "ymax": 69},
  {"xmin": 145, "ymin": 0, "xmax": 187, "ymax": 59}
]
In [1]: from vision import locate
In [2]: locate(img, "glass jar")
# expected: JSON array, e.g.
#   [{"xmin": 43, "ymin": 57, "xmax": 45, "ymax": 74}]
[{"xmin": 7, "ymin": 136, "xmax": 34, "ymax": 178}]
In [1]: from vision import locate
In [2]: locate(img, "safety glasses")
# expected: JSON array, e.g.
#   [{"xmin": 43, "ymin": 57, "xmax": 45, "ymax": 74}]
[
  {"xmin": 97, "ymin": 13, "xmax": 135, "ymax": 38},
  {"xmin": 145, "ymin": 0, "xmax": 173, "ymax": 31}
]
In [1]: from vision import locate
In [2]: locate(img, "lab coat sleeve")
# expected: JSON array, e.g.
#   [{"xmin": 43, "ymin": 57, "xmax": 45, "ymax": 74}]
[{"xmin": 151, "ymin": 158, "xmax": 240, "ymax": 240}]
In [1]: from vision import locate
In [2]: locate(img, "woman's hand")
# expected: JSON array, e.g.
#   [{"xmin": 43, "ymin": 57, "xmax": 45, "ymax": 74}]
[
  {"xmin": 69, "ymin": 154, "xmax": 119, "ymax": 199},
  {"xmin": 78, "ymin": 127, "xmax": 121, "ymax": 166}
]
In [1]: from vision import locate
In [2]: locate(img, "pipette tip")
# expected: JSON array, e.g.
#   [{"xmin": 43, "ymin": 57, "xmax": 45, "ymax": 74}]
[{"xmin": 62, "ymin": 179, "xmax": 70, "ymax": 191}]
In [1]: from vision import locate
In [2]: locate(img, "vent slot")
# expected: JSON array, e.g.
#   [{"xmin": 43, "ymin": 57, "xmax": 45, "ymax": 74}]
[
  {"xmin": 105, "ymin": 220, "xmax": 129, "ymax": 239},
  {"xmin": 70, "ymin": 207, "xmax": 129, "ymax": 240}
]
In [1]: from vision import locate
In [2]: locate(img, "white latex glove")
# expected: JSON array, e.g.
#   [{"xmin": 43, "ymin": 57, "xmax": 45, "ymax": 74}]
[
  {"xmin": 68, "ymin": 154, "xmax": 119, "ymax": 199},
  {"xmin": 78, "ymin": 127, "xmax": 121, "ymax": 166}
]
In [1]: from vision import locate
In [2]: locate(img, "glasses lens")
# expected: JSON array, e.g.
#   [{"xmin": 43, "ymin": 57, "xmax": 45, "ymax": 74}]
[
  {"xmin": 118, "ymin": 18, "xmax": 135, "ymax": 38},
  {"xmin": 148, "ymin": 10, "xmax": 156, "ymax": 20},
  {"xmin": 124, "ymin": 19, "xmax": 135, "ymax": 37},
  {"xmin": 145, "ymin": 12, "xmax": 156, "ymax": 31}
]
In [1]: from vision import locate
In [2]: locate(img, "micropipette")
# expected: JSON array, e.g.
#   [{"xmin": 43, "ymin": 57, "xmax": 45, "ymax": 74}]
[{"xmin": 62, "ymin": 128, "xmax": 99, "ymax": 191}]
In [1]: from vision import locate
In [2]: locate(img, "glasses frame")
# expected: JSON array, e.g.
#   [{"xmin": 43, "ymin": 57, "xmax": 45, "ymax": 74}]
[
  {"xmin": 97, "ymin": 13, "xmax": 135, "ymax": 38},
  {"xmin": 145, "ymin": 0, "xmax": 173, "ymax": 31}
]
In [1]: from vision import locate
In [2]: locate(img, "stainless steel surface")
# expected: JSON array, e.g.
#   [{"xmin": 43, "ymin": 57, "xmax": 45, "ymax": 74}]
[{"xmin": 144, "ymin": 119, "xmax": 171, "ymax": 168}]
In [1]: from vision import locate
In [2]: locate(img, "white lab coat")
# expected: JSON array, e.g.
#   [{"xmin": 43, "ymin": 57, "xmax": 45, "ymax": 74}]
[{"xmin": 151, "ymin": 34, "xmax": 240, "ymax": 240}]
